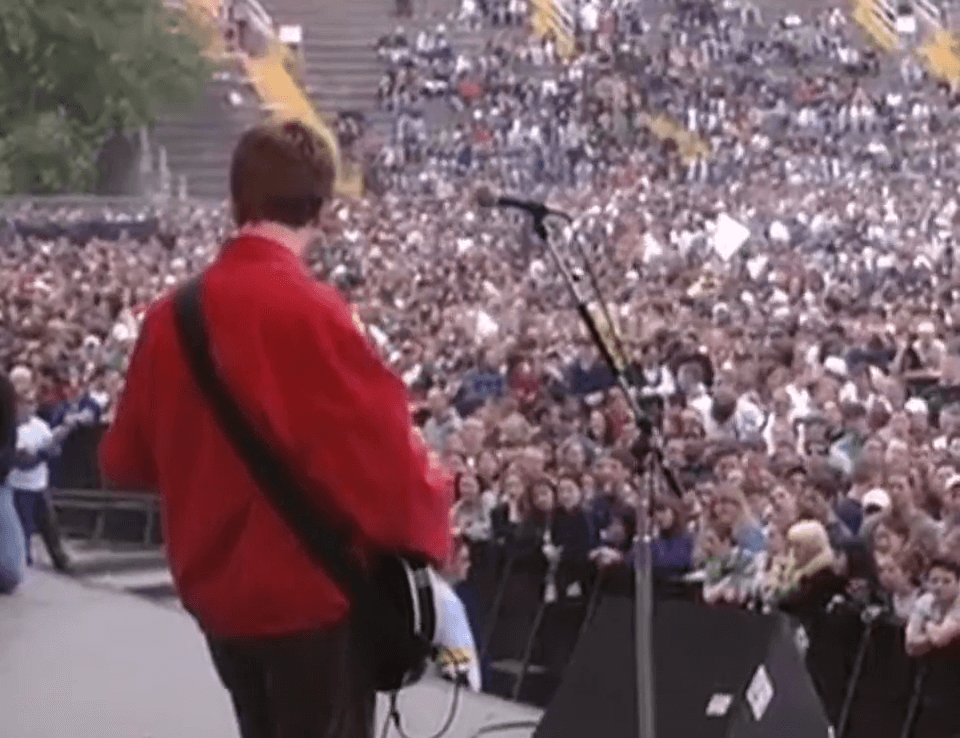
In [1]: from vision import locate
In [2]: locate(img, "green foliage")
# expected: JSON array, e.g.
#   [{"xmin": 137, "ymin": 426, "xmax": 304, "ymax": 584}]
[
  {"xmin": 0, "ymin": 0, "xmax": 211, "ymax": 194},
  {"xmin": 0, "ymin": 113, "xmax": 94, "ymax": 193}
]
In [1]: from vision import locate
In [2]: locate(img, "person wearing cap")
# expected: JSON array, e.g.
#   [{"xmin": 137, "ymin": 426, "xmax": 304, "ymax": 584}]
[
  {"xmin": 827, "ymin": 402, "xmax": 868, "ymax": 476},
  {"xmin": 904, "ymin": 397, "xmax": 931, "ymax": 444},
  {"xmin": 862, "ymin": 487, "xmax": 892, "ymax": 518}
]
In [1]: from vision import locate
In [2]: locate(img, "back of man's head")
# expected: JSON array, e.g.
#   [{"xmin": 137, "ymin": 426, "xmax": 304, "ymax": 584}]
[{"xmin": 230, "ymin": 121, "xmax": 337, "ymax": 229}]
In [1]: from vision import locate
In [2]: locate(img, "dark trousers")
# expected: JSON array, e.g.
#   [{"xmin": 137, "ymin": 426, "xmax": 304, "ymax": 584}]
[
  {"xmin": 206, "ymin": 618, "xmax": 376, "ymax": 738},
  {"xmin": 12, "ymin": 488, "xmax": 71, "ymax": 571}
]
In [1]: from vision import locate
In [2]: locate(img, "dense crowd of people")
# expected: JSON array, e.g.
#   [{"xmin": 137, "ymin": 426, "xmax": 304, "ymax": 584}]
[
  {"xmin": 367, "ymin": 0, "xmax": 960, "ymax": 667},
  {"xmin": 3, "ymin": 0, "xmax": 960, "ymax": 725}
]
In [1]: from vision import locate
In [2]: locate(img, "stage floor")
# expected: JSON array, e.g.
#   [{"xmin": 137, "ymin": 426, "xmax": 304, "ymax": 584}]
[{"xmin": 0, "ymin": 570, "xmax": 541, "ymax": 738}]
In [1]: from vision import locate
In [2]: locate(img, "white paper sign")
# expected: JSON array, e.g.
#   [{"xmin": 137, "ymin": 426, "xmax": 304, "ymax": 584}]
[
  {"xmin": 746, "ymin": 255, "xmax": 768, "ymax": 281},
  {"xmin": 279, "ymin": 25, "xmax": 302, "ymax": 44},
  {"xmin": 713, "ymin": 213, "xmax": 750, "ymax": 261},
  {"xmin": 896, "ymin": 15, "xmax": 916, "ymax": 34},
  {"xmin": 476, "ymin": 310, "xmax": 498, "ymax": 338},
  {"xmin": 768, "ymin": 221, "xmax": 790, "ymax": 243},
  {"xmin": 643, "ymin": 233, "xmax": 664, "ymax": 263}
]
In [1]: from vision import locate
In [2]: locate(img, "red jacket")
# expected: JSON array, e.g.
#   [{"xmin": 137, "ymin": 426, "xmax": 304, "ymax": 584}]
[{"xmin": 100, "ymin": 235, "xmax": 452, "ymax": 638}]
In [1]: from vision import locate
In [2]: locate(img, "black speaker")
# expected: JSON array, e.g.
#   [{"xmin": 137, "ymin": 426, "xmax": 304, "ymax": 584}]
[{"xmin": 533, "ymin": 597, "xmax": 832, "ymax": 738}]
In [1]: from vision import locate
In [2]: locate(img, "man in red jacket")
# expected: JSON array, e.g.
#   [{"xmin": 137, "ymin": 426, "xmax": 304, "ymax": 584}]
[{"xmin": 100, "ymin": 121, "xmax": 452, "ymax": 738}]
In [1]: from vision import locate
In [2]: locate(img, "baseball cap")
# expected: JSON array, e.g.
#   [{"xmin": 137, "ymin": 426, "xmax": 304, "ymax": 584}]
[{"xmin": 862, "ymin": 488, "xmax": 891, "ymax": 515}]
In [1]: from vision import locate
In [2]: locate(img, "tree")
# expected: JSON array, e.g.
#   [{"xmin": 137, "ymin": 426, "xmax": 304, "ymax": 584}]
[{"xmin": 0, "ymin": 0, "xmax": 211, "ymax": 194}]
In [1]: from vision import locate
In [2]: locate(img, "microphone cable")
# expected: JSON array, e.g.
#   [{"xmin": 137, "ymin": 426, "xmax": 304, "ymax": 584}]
[
  {"xmin": 379, "ymin": 677, "xmax": 541, "ymax": 738},
  {"xmin": 379, "ymin": 673, "xmax": 465, "ymax": 738}
]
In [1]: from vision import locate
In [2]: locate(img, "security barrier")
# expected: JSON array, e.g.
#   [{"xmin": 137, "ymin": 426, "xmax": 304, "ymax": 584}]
[
  {"xmin": 44, "ymin": 430, "xmax": 960, "ymax": 737},
  {"xmin": 463, "ymin": 542, "xmax": 960, "ymax": 738}
]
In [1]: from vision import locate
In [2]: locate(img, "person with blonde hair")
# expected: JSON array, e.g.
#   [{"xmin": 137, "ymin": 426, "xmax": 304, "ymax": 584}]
[
  {"xmin": 758, "ymin": 524, "xmax": 793, "ymax": 607},
  {"xmin": 777, "ymin": 520, "xmax": 845, "ymax": 618}
]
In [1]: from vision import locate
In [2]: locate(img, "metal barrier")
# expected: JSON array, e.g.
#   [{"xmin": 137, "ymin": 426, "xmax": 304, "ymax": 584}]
[
  {"xmin": 38, "ymin": 427, "xmax": 960, "ymax": 737},
  {"xmin": 50, "ymin": 488, "xmax": 161, "ymax": 546},
  {"xmin": 466, "ymin": 542, "xmax": 960, "ymax": 737}
]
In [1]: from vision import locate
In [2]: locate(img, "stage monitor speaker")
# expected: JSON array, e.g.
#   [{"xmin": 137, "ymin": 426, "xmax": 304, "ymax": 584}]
[{"xmin": 533, "ymin": 597, "xmax": 831, "ymax": 738}]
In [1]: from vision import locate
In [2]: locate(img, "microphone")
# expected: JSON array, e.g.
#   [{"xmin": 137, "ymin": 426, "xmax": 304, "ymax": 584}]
[{"xmin": 474, "ymin": 186, "xmax": 565, "ymax": 221}]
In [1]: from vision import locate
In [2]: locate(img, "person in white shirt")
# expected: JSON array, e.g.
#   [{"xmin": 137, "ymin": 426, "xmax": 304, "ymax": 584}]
[
  {"xmin": 6, "ymin": 366, "xmax": 80, "ymax": 573},
  {"xmin": 580, "ymin": 1, "xmax": 599, "ymax": 48}
]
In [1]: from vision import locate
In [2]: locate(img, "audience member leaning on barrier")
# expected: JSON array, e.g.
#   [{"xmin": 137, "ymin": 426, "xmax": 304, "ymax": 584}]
[
  {"xmin": 905, "ymin": 556, "xmax": 960, "ymax": 656},
  {"xmin": 0, "ymin": 371, "xmax": 25, "ymax": 594}
]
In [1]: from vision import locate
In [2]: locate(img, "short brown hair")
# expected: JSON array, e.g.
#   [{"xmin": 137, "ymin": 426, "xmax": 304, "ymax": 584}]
[{"xmin": 229, "ymin": 120, "xmax": 336, "ymax": 228}]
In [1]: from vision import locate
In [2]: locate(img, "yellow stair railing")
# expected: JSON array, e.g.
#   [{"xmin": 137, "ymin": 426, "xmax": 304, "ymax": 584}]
[
  {"xmin": 851, "ymin": 0, "xmax": 901, "ymax": 53},
  {"xmin": 178, "ymin": 0, "xmax": 360, "ymax": 195},
  {"xmin": 531, "ymin": 0, "xmax": 576, "ymax": 59},
  {"xmin": 917, "ymin": 28, "xmax": 960, "ymax": 88},
  {"xmin": 640, "ymin": 113, "xmax": 711, "ymax": 163}
]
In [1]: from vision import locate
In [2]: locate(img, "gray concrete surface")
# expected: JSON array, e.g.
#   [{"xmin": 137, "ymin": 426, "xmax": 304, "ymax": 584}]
[{"xmin": 0, "ymin": 571, "xmax": 541, "ymax": 738}]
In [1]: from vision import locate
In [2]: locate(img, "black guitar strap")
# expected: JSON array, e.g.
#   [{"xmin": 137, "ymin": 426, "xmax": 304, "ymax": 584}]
[{"xmin": 172, "ymin": 276, "xmax": 369, "ymax": 605}]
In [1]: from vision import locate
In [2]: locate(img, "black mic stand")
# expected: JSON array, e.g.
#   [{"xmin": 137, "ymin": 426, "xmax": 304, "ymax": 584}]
[{"xmin": 524, "ymin": 209, "xmax": 661, "ymax": 738}]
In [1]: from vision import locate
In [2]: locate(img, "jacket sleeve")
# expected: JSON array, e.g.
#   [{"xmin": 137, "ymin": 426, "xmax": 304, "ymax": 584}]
[
  {"xmin": 98, "ymin": 324, "xmax": 156, "ymax": 491},
  {"xmin": 262, "ymin": 286, "xmax": 452, "ymax": 566}
]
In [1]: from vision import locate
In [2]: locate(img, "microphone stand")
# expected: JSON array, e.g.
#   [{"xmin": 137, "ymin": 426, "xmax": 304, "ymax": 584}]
[{"xmin": 524, "ymin": 210, "xmax": 659, "ymax": 738}]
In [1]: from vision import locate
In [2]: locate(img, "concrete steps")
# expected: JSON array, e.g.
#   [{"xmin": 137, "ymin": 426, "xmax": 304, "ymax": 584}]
[
  {"xmin": 149, "ymin": 0, "xmax": 513, "ymax": 194},
  {"xmin": 258, "ymin": 0, "xmax": 502, "ymax": 127},
  {"xmin": 151, "ymin": 73, "xmax": 265, "ymax": 200},
  {"xmin": 261, "ymin": 0, "xmax": 399, "ymax": 116}
]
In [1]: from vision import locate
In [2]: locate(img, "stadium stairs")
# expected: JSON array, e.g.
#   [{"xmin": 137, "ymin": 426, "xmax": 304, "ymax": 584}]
[
  {"xmin": 259, "ymin": 0, "xmax": 498, "ymax": 142},
  {"xmin": 849, "ymin": 0, "xmax": 960, "ymax": 90},
  {"xmin": 148, "ymin": 0, "xmax": 267, "ymax": 200},
  {"xmin": 152, "ymin": 0, "xmax": 347, "ymax": 199},
  {"xmin": 150, "ymin": 0, "xmax": 531, "ymax": 196},
  {"xmin": 150, "ymin": 69, "xmax": 265, "ymax": 201}
]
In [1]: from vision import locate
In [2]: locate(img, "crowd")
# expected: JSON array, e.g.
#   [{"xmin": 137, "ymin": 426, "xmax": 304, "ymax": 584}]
[
  {"xmin": 3, "ymin": 0, "xmax": 960, "ymax": 723},
  {"xmin": 363, "ymin": 0, "xmax": 960, "ymax": 663}
]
